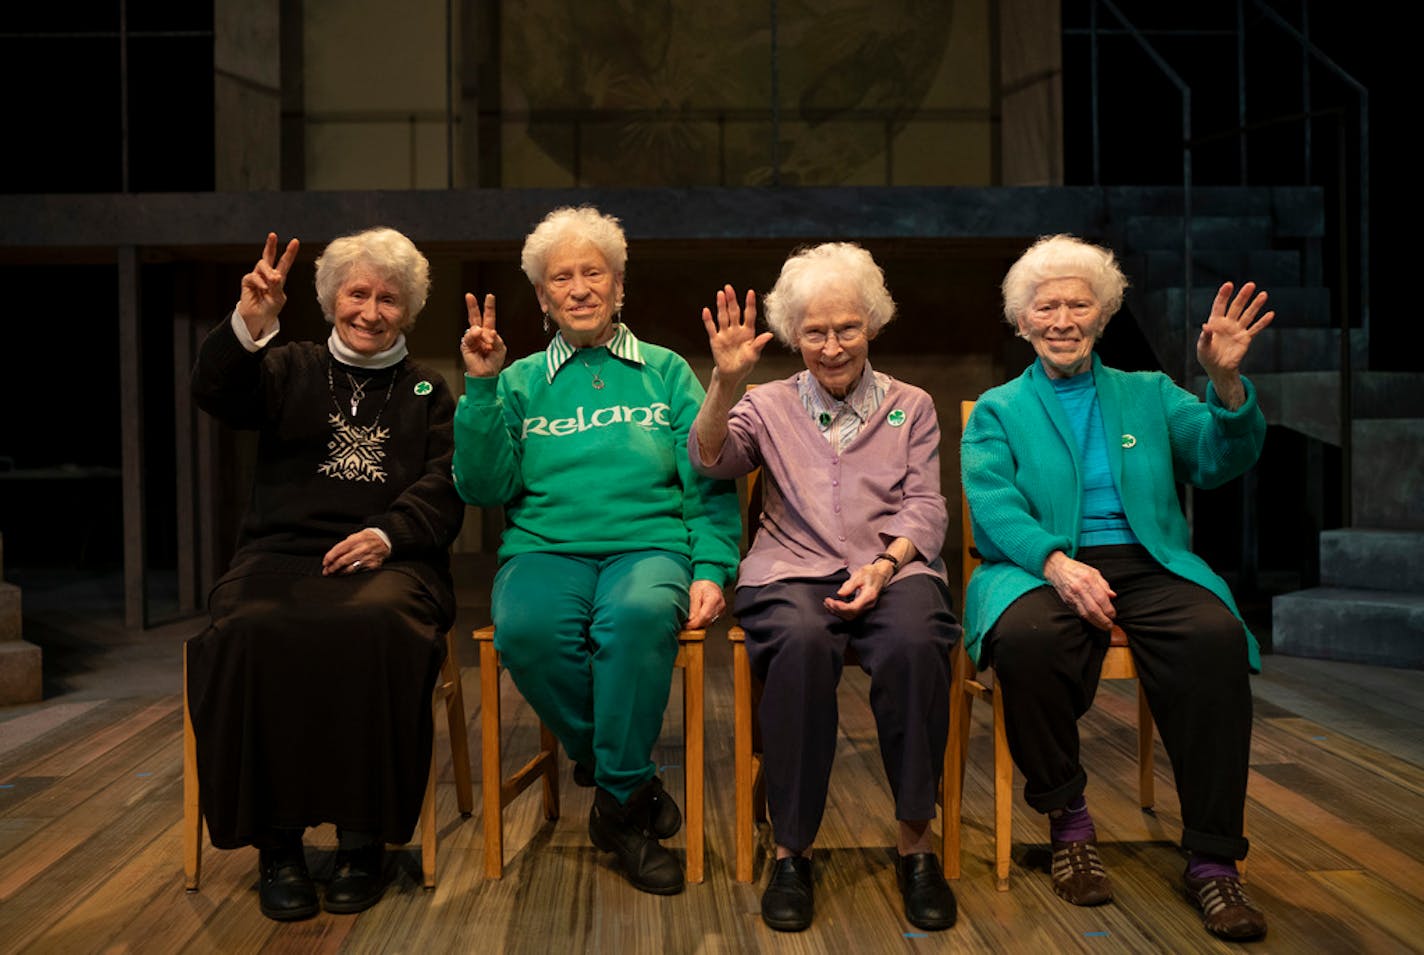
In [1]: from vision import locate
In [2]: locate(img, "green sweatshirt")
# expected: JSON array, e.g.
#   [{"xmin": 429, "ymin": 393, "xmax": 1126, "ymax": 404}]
[{"xmin": 452, "ymin": 327, "xmax": 739, "ymax": 585}]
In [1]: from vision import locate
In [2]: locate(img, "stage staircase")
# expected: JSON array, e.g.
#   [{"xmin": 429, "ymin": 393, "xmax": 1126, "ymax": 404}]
[{"xmin": 1096, "ymin": 186, "xmax": 1423, "ymax": 667}]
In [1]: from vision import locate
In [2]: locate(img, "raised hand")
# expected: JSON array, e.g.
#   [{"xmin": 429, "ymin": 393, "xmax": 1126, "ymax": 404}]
[
  {"xmin": 237, "ymin": 232, "xmax": 300, "ymax": 339},
  {"xmin": 701, "ymin": 285, "xmax": 772, "ymax": 385},
  {"xmin": 1197, "ymin": 281, "xmax": 1275, "ymax": 384},
  {"xmin": 460, "ymin": 292, "xmax": 506, "ymax": 377}
]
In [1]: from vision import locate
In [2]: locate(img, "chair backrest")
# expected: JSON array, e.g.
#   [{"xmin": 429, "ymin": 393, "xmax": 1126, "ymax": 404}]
[
  {"xmin": 959, "ymin": 400, "xmax": 979, "ymax": 609},
  {"xmin": 736, "ymin": 384, "xmax": 764, "ymax": 553}
]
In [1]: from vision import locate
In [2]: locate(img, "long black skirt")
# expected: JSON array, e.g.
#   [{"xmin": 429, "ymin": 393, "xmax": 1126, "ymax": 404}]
[{"xmin": 186, "ymin": 565, "xmax": 446, "ymax": 849}]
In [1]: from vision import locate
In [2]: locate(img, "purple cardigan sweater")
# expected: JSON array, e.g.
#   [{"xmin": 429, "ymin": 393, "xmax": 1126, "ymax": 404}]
[{"xmin": 689, "ymin": 372, "xmax": 948, "ymax": 588}]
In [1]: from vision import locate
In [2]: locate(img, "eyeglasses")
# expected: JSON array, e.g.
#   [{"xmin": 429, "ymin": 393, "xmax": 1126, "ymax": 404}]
[{"xmin": 799, "ymin": 326, "xmax": 866, "ymax": 347}]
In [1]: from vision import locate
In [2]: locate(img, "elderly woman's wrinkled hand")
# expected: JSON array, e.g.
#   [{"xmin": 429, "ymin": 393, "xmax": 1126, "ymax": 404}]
[
  {"xmin": 461, "ymin": 292, "xmax": 507, "ymax": 377},
  {"xmin": 1043, "ymin": 551, "xmax": 1117, "ymax": 630},
  {"xmin": 702, "ymin": 285, "xmax": 773, "ymax": 385},
  {"xmin": 685, "ymin": 579, "xmax": 726, "ymax": 629},
  {"xmin": 321, "ymin": 528, "xmax": 392, "ymax": 577},
  {"xmin": 1197, "ymin": 281, "xmax": 1274, "ymax": 405},
  {"xmin": 238, "ymin": 232, "xmax": 300, "ymax": 339},
  {"xmin": 823, "ymin": 561, "xmax": 895, "ymax": 621}
]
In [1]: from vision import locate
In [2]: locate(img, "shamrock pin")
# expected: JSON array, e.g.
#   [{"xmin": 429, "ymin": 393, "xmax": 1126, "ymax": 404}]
[
  {"xmin": 414, "ymin": 381, "xmax": 433, "ymax": 396},
  {"xmin": 1121, "ymin": 433, "xmax": 1137, "ymax": 449},
  {"xmin": 887, "ymin": 409, "xmax": 906, "ymax": 427}
]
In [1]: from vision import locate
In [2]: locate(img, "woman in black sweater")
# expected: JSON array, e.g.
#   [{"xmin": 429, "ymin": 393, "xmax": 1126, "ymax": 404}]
[{"xmin": 187, "ymin": 228, "xmax": 464, "ymax": 921}]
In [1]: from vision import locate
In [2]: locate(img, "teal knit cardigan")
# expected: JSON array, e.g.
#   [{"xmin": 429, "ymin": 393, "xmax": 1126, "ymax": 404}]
[{"xmin": 960, "ymin": 355, "xmax": 1266, "ymax": 671}]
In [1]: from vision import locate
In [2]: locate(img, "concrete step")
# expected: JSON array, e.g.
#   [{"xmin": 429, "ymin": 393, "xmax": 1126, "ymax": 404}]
[
  {"xmin": 0, "ymin": 581, "xmax": 19, "ymax": 641},
  {"xmin": 1321, "ymin": 529, "xmax": 1424, "ymax": 592},
  {"xmin": 1353, "ymin": 419, "xmax": 1424, "ymax": 531},
  {"xmin": 1122, "ymin": 215, "xmax": 1275, "ymax": 250},
  {"xmin": 1102, "ymin": 186, "xmax": 1323, "ymax": 231},
  {"xmin": 1144, "ymin": 287, "xmax": 1334, "ymax": 328},
  {"xmin": 0, "ymin": 641, "xmax": 42, "ymax": 705},
  {"xmin": 1197, "ymin": 372, "xmax": 1424, "ymax": 446},
  {"xmin": 1272, "ymin": 588, "xmax": 1424, "ymax": 668},
  {"xmin": 1136, "ymin": 249, "xmax": 1306, "ymax": 288}
]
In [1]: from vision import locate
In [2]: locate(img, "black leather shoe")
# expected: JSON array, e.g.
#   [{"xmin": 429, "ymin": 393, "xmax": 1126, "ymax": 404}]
[
  {"xmin": 897, "ymin": 852, "xmax": 957, "ymax": 931},
  {"xmin": 761, "ymin": 856, "xmax": 814, "ymax": 932},
  {"xmin": 258, "ymin": 847, "xmax": 318, "ymax": 922},
  {"xmin": 588, "ymin": 782, "xmax": 685, "ymax": 895},
  {"xmin": 647, "ymin": 776, "xmax": 682, "ymax": 840},
  {"xmin": 324, "ymin": 844, "xmax": 386, "ymax": 914}
]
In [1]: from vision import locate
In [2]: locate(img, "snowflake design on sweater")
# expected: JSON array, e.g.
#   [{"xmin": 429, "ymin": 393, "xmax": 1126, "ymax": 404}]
[{"xmin": 318, "ymin": 414, "xmax": 389, "ymax": 483}]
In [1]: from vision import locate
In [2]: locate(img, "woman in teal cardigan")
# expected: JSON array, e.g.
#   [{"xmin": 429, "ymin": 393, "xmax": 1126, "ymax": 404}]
[{"xmin": 961, "ymin": 235, "xmax": 1274, "ymax": 942}]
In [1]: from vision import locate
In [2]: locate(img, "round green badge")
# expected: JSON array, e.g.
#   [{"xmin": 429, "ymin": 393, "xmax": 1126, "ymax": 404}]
[
  {"xmin": 1121, "ymin": 433, "xmax": 1137, "ymax": 448},
  {"xmin": 818, "ymin": 412, "xmax": 833, "ymax": 428},
  {"xmin": 887, "ymin": 409, "xmax": 906, "ymax": 427},
  {"xmin": 414, "ymin": 380, "xmax": 433, "ymax": 396}
]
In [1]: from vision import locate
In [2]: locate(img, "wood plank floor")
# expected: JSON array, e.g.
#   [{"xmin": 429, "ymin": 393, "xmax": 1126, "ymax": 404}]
[{"xmin": 3, "ymin": 633, "xmax": 1424, "ymax": 954}]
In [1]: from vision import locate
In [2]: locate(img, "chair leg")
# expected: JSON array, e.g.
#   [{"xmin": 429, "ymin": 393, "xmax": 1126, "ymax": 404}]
[
  {"xmin": 181, "ymin": 646, "xmax": 202, "ymax": 892},
  {"xmin": 732, "ymin": 638, "xmax": 756, "ymax": 884},
  {"xmin": 479, "ymin": 639, "xmax": 505, "ymax": 879},
  {"xmin": 1137, "ymin": 682, "xmax": 1155, "ymax": 810},
  {"xmin": 991, "ymin": 684, "xmax": 1012, "ymax": 891},
  {"xmin": 539, "ymin": 723, "xmax": 560, "ymax": 820},
  {"xmin": 943, "ymin": 670, "xmax": 973, "ymax": 879},
  {"xmin": 444, "ymin": 640, "xmax": 475, "ymax": 818},
  {"xmin": 421, "ymin": 739, "xmax": 438, "ymax": 889},
  {"xmin": 682, "ymin": 641, "xmax": 705, "ymax": 885}
]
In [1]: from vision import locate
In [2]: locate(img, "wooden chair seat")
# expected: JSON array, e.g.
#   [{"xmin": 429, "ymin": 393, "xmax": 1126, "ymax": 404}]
[
  {"xmin": 472, "ymin": 625, "xmax": 705, "ymax": 883},
  {"xmin": 182, "ymin": 629, "xmax": 475, "ymax": 891}
]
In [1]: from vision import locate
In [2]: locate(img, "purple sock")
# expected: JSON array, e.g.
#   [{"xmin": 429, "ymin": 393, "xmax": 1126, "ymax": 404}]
[
  {"xmin": 1187, "ymin": 853, "xmax": 1240, "ymax": 881},
  {"xmin": 1049, "ymin": 795, "xmax": 1096, "ymax": 844}
]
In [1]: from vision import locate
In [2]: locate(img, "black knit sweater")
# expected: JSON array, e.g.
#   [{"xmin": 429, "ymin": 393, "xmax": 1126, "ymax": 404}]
[{"xmin": 192, "ymin": 319, "xmax": 464, "ymax": 621}]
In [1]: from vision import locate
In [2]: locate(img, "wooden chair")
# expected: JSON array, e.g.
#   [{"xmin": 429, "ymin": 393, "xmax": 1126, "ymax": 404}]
[
  {"xmin": 182, "ymin": 629, "xmax": 475, "ymax": 891},
  {"xmin": 472, "ymin": 625, "xmax": 705, "ymax": 883},
  {"xmin": 944, "ymin": 399, "xmax": 1154, "ymax": 890},
  {"xmin": 728, "ymin": 467, "xmax": 956, "ymax": 883}
]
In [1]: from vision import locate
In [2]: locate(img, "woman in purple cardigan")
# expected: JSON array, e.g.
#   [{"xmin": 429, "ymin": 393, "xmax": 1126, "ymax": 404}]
[{"xmin": 690, "ymin": 243, "xmax": 959, "ymax": 934}]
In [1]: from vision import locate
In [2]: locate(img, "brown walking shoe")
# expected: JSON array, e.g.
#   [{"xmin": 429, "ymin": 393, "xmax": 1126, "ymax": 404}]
[
  {"xmin": 1050, "ymin": 840, "xmax": 1113, "ymax": 906},
  {"xmin": 1184, "ymin": 868, "xmax": 1267, "ymax": 940}
]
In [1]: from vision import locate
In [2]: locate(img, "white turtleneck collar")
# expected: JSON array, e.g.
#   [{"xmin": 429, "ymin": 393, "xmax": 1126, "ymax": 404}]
[{"xmin": 327, "ymin": 329, "xmax": 409, "ymax": 369}]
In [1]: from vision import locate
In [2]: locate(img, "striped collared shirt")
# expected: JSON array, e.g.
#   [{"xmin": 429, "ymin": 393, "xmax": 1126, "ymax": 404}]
[
  {"xmin": 544, "ymin": 323, "xmax": 645, "ymax": 382},
  {"xmin": 798, "ymin": 363, "xmax": 888, "ymax": 454}
]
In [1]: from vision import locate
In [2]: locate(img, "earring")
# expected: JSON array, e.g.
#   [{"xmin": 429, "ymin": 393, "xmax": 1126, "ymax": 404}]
[{"xmin": 542, "ymin": 312, "xmax": 551, "ymax": 334}]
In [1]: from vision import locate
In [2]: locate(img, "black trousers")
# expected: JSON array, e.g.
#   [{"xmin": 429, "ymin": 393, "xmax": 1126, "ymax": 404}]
[
  {"xmin": 983, "ymin": 545, "xmax": 1252, "ymax": 860},
  {"xmin": 735, "ymin": 573, "xmax": 959, "ymax": 853}
]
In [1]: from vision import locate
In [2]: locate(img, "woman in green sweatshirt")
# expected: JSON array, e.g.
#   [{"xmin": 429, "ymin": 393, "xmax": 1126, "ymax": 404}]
[{"xmin": 452, "ymin": 206, "xmax": 739, "ymax": 895}]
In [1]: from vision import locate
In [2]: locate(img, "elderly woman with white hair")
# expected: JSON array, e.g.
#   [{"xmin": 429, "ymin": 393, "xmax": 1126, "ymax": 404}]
[
  {"xmin": 691, "ymin": 243, "xmax": 959, "ymax": 933},
  {"xmin": 187, "ymin": 228, "xmax": 465, "ymax": 920},
  {"xmin": 453, "ymin": 206, "xmax": 739, "ymax": 895},
  {"xmin": 961, "ymin": 234, "xmax": 1274, "ymax": 941}
]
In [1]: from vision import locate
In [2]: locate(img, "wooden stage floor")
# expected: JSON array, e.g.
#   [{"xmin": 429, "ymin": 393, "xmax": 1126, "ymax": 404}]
[{"xmin": 3, "ymin": 613, "xmax": 1424, "ymax": 953}]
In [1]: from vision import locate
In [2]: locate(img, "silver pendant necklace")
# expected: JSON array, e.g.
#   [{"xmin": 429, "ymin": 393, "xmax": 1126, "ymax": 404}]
[
  {"xmin": 327, "ymin": 358, "xmax": 395, "ymax": 430},
  {"xmin": 582, "ymin": 358, "xmax": 606, "ymax": 390},
  {"xmin": 346, "ymin": 372, "xmax": 370, "ymax": 416}
]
